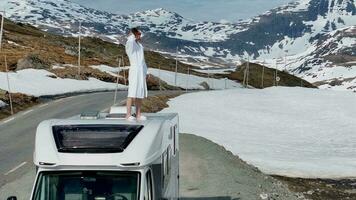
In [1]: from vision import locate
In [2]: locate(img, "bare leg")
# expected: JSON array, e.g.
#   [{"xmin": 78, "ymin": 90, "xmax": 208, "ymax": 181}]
[
  {"xmin": 135, "ymin": 98, "xmax": 142, "ymax": 118},
  {"xmin": 126, "ymin": 97, "xmax": 133, "ymax": 118}
]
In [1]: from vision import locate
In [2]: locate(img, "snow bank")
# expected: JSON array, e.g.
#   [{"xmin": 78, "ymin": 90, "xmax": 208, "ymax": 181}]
[
  {"xmin": 90, "ymin": 65, "xmax": 130, "ymax": 77},
  {"xmin": 161, "ymin": 87, "xmax": 356, "ymax": 178},
  {"xmin": 0, "ymin": 69, "xmax": 127, "ymax": 97},
  {"xmin": 0, "ymin": 100, "xmax": 6, "ymax": 108},
  {"xmin": 148, "ymin": 68, "xmax": 241, "ymax": 90},
  {"xmin": 193, "ymin": 67, "xmax": 236, "ymax": 75}
]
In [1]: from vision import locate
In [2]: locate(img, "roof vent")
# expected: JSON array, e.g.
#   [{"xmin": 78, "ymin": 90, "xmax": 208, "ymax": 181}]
[
  {"xmin": 80, "ymin": 111, "xmax": 99, "ymax": 120},
  {"xmin": 107, "ymin": 106, "xmax": 136, "ymax": 119}
]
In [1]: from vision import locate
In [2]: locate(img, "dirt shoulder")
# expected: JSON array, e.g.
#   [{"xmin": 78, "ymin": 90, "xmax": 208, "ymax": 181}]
[{"xmin": 179, "ymin": 133, "xmax": 301, "ymax": 200}]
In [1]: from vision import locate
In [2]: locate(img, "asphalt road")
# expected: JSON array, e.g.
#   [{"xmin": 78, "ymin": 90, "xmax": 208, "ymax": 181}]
[{"xmin": 0, "ymin": 91, "xmax": 133, "ymax": 188}]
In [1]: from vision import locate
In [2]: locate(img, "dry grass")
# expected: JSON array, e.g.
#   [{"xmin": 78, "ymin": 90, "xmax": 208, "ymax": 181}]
[
  {"xmin": 222, "ymin": 62, "xmax": 316, "ymax": 89},
  {"xmin": 0, "ymin": 89, "xmax": 39, "ymax": 120},
  {"xmin": 0, "ymin": 18, "xmax": 198, "ymax": 75},
  {"xmin": 141, "ymin": 93, "xmax": 182, "ymax": 113},
  {"xmin": 275, "ymin": 176, "xmax": 356, "ymax": 200}
]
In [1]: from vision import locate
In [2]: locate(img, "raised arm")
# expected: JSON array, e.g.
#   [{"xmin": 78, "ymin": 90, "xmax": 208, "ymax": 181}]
[{"xmin": 125, "ymin": 35, "xmax": 137, "ymax": 56}]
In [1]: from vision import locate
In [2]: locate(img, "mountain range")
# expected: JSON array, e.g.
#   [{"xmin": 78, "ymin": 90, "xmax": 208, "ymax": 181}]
[{"xmin": 1, "ymin": 0, "xmax": 356, "ymax": 91}]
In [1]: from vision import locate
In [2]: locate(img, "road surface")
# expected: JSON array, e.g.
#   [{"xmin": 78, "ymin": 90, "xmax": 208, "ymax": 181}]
[{"xmin": 0, "ymin": 91, "xmax": 164, "ymax": 188}]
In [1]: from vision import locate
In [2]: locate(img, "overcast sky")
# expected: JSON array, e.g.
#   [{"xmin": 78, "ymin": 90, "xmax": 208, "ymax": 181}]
[{"xmin": 71, "ymin": 0, "xmax": 295, "ymax": 22}]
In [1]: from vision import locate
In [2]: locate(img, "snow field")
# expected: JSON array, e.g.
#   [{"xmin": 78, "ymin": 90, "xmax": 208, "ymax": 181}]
[
  {"xmin": 161, "ymin": 87, "xmax": 356, "ymax": 178},
  {"xmin": 0, "ymin": 69, "xmax": 127, "ymax": 97}
]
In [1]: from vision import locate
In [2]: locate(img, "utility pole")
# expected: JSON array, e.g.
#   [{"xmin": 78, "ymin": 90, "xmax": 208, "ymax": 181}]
[
  {"xmin": 4, "ymin": 56, "xmax": 13, "ymax": 115},
  {"xmin": 77, "ymin": 21, "xmax": 81, "ymax": 79},
  {"xmin": 113, "ymin": 58, "xmax": 121, "ymax": 105},
  {"xmin": 175, "ymin": 47, "xmax": 178, "ymax": 87}
]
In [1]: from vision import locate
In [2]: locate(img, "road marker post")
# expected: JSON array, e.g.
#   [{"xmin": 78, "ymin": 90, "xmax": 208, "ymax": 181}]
[
  {"xmin": 113, "ymin": 58, "xmax": 122, "ymax": 106},
  {"xmin": 77, "ymin": 21, "xmax": 81, "ymax": 79},
  {"xmin": 246, "ymin": 56, "xmax": 250, "ymax": 87},
  {"xmin": 284, "ymin": 50, "xmax": 288, "ymax": 71},
  {"xmin": 242, "ymin": 60, "xmax": 247, "ymax": 87},
  {"xmin": 121, "ymin": 55, "xmax": 127, "ymax": 85},
  {"xmin": 158, "ymin": 65, "xmax": 162, "ymax": 91},
  {"xmin": 4, "ymin": 55, "xmax": 14, "ymax": 115},
  {"xmin": 261, "ymin": 60, "xmax": 265, "ymax": 89},
  {"xmin": 0, "ymin": 11, "xmax": 4, "ymax": 50},
  {"xmin": 274, "ymin": 60, "xmax": 278, "ymax": 86},
  {"xmin": 175, "ymin": 47, "xmax": 178, "ymax": 87},
  {"xmin": 276, "ymin": 76, "xmax": 280, "ymax": 87},
  {"xmin": 186, "ymin": 67, "xmax": 190, "ymax": 92}
]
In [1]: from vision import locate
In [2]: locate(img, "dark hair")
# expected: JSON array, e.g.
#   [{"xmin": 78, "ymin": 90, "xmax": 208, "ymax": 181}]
[{"xmin": 131, "ymin": 27, "xmax": 140, "ymax": 35}]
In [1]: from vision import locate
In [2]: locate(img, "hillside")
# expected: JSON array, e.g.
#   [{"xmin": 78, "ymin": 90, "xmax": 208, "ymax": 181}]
[
  {"xmin": 0, "ymin": 17, "xmax": 205, "ymax": 95},
  {"xmin": 2, "ymin": 0, "xmax": 354, "ymax": 91},
  {"xmin": 0, "ymin": 18, "xmax": 198, "ymax": 75},
  {"xmin": 224, "ymin": 63, "xmax": 316, "ymax": 89}
]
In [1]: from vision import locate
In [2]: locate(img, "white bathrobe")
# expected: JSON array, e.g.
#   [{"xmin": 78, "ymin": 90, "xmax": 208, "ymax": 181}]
[{"xmin": 125, "ymin": 34, "xmax": 148, "ymax": 98}]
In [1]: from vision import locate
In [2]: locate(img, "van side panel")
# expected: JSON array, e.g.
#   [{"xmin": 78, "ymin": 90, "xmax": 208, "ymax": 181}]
[
  {"xmin": 151, "ymin": 161, "xmax": 163, "ymax": 199},
  {"xmin": 160, "ymin": 121, "xmax": 179, "ymax": 200}
]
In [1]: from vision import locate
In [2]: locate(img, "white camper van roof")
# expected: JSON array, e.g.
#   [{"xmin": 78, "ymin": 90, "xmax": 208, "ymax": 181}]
[{"xmin": 34, "ymin": 112, "xmax": 178, "ymax": 169}]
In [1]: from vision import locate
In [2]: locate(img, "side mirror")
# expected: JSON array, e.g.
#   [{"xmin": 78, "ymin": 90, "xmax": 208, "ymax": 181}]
[{"xmin": 7, "ymin": 196, "xmax": 17, "ymax": 200}]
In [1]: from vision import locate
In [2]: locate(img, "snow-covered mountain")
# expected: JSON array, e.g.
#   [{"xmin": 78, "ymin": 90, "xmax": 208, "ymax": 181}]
[
  {"xmin": 1, "ymin": 0, "xmax": 248, "ymax": 42},
  {"xmin": 1, "ymin": 0, "xmax": 356, "ymax": 91}
]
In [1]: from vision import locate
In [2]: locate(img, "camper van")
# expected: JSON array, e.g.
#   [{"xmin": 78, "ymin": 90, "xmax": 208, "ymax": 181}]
[{"xmin": 26, "ymin": 109, "xmax": 179, "ymax": 200}]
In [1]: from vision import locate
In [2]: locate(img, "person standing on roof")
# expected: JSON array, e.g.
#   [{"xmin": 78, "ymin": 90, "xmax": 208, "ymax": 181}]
[{"xmin": 125, "ymin": 27, "xmax": 148, "ymax": 121}]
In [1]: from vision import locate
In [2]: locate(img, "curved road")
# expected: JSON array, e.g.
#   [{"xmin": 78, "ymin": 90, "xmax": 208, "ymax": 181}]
[{"xmin": 0, "ymin": 91, "xmax": 136, "ymax": 188}]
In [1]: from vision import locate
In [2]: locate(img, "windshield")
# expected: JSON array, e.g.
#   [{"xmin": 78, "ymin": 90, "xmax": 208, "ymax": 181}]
[{"xmin": 33, "ymin": 171, "xmax": 140, "ymax": 200}]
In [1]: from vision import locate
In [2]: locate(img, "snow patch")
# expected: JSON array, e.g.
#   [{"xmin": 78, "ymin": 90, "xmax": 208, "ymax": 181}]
[
  {"xmin": 0, "ymin": 69, "xmax": 127, "ymax": 97},
  {"xmin": 0, "ymin": 100, "xmax": 7, "ymax": 108},
  {"xmin": 162, "ymin": 87, "xmax": 356, "ymax": 178},
  {"xmin": 148, "ymin": 68, "xmax": 241, "ymax": 90}
]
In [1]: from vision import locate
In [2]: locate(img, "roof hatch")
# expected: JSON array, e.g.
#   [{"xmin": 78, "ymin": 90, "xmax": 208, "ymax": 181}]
[{"xmin": 52, "ymin": 124, "xmax": 143, "ymax": 153}]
